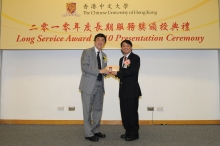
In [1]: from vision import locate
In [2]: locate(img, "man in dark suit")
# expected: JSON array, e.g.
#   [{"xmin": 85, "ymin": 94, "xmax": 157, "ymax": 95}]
[{"xmin": 112, "ymin": 40, "xmax": 142, "ymax": 141}]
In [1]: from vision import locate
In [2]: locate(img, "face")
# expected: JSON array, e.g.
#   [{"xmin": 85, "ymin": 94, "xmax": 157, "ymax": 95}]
[
  {"xmin": 94, "ymin": 37, "xmax": 106, "ymax": 50},
  {"xmin": 121, "ymin": 42, "xmax": 132, "ymax": 55}
]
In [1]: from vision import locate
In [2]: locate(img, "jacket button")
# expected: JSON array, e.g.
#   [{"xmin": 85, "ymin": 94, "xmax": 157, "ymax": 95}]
[{"xmin": 121, "ymin": 82, "xmax": 122, "ymax": 84}]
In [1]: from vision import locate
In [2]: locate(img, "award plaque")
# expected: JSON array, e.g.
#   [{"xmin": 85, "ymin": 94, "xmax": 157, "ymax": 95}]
[{"xmin": 105, "ymin": 65, "xmax": 119, "ymax": 72}]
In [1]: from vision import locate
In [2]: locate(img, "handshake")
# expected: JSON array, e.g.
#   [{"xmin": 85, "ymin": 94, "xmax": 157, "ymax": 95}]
[{"xmin": 99, "ymin": 66, "xmax": 119, "ymax": 76}]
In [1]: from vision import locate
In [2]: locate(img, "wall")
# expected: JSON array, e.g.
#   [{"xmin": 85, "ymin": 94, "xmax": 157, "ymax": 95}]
[{"xmin": 0, "ymin": 50, "xmax": 219, "ymax": 120}]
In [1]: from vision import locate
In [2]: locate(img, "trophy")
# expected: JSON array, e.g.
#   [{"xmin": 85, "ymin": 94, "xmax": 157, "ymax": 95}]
[{"xmin": 109, "ymin": 66, "xmax": 112, "ymax": 74}]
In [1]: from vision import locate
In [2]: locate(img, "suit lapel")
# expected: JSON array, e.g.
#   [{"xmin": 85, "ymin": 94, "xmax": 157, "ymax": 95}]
[
  {"xmin": 119, "ymin": 57, "xmax": 123, "ymax": 71},
  {"xmin": 91, "ymin": 47, "xmax": 98, "ymax": 67},
  {"xmin": 127, "ymin": 52, "xmax": 133, "ymax": 60},
  {"xmin": 101, "ymin": 52, "xmax": 104, "ymax": 69}
]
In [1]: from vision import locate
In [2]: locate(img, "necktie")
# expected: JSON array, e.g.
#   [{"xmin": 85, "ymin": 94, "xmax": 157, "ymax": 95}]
[{"xmin": 97, "ymin": 52, "xmax": 102, "ymax": 81}]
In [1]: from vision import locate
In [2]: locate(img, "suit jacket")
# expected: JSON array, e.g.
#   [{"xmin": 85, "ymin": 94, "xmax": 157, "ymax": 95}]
[
  {"xmin": 79, "ymin": 47, "xmax": 107, "ymax": 94},
  {"xmin": 117, "ymin": 52, "xmax": 142, "ymax": 99}
]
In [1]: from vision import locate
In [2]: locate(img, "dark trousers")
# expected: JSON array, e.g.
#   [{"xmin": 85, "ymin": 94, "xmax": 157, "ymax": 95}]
[{"xmin": 120, "ymin": 98, "xmax": 139, "ymax": 137}]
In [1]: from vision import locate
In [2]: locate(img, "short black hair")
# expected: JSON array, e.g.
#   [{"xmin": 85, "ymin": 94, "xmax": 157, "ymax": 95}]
[
  {"xmin": 121, "ymin": 40, "xmax": 132, "ymax": 47},
  {"xmin": 94, "ymin": 33, "xmax": 106, "ymax": 43}
]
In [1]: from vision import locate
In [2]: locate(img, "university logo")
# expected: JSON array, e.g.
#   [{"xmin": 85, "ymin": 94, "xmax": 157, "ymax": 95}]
[
  {"xmin": 66, "ymin": 2, "xmax": 76, "ymax": 14},
  {"xmin": 62, "ymin": 2, "xmax": 80, "ymax": 17}
]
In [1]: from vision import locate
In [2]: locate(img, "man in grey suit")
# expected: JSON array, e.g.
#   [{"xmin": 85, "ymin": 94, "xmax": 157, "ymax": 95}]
[{"xmin": 79, "ymin": 33, "xmax": 109, "ymax": 142}]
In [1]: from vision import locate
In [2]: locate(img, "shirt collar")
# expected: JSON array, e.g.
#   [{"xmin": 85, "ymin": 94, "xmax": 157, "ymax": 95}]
[
  {"xmin": 125, "ymin": 52, "xmax": 131, "ymax": 58},
  {"xmin": 94, "ymin": 47, "xmax": 101, "ymax": 54}
]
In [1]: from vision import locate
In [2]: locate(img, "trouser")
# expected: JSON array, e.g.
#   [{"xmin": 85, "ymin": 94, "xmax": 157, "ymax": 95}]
[
  {"xmin": 81, "ymin": 81, "xmax": 104, "ymax": 137},
  {"xmin": 120, "ymin": 97, "xmax": 139, "ymax": 137}
]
